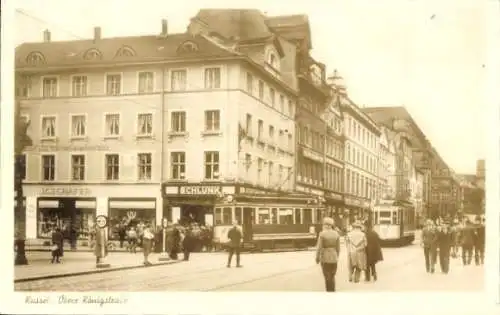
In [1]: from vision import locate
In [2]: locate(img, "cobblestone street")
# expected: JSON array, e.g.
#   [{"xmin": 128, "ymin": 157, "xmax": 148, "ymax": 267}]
[{"xmin": 15, "ymin": 245, "xmax": 484, "ymax": 292}]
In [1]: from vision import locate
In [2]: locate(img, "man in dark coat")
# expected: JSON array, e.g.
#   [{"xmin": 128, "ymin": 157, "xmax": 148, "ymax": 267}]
[
  {"xmin": 437, "ymin": 222, "xmax": 453, "ymax": 274},
  {"xmin": 364, "ymin": 223, "xmax": 383, "ymax": 281},
  {"xmin": 421, "ymin": 219, "xmax": 438, "ymax": 273},
  {"xmin": 473, "ymin": 217, "xmax": 485, "ymax": 265},
  {"xmin": 167, "ymin": 223, "xmax": 181, "ymax": 260},
  {"xmin": 227, "ymin": 221, "xmax": 243, "ymax": 268},
  {"xmin": 182, "ymin": 227, "xmax": 195, "ymax": 261},
  {"xmin": 51, "ymin": 227, "xmax": 64, "ymax": 263},
  {"xmin": 461, "ymin": 220, "xmax": 475, "ymax": 265}
]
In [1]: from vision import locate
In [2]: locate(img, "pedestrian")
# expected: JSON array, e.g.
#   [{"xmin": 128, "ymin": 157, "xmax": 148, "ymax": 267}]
[
  {"xmin": 127, "ymin": 226, "xmax": 138, "ymax": 253},
  {"xmin": 118, "ymin": 222, "xmax": 127, "ymax": 249},
  {"xmin": 364, "ymin": 223, "xmax": 383, "ymax": 281},
  {"xmin": 437, "ymin": 222, "xmax": 453, "ymax": 274},
  {"xmin": 421, "ymin": 219, "xmax": 438, "ymax": 273},
  {"xmin": 345, "ymin": 221, "xmax": 367, "ymax": 283},
  {"xmin": 473, "ymin": 216, "xmax": 485, "ymax": 265},
  {"xmin": 168, "ymin": 223, "xmax": 181, "ymax": 260},
  {"xmin": 227, "ymin": 220, "xmax": 243, "ymax": 268},
  {"xmin": 315, "ymin": 217, "xmax": 341, "ymax": 292},
  {"xmin": 137, "ymin": 221, "xmax": 145, "ymax": 248},
  {"xmin": 460, "ymin": 219, "xmax": 475, "ymax": 266},
  {"xmin": 450, "ymin": 219, "xmax": 461, "ymax": 258},
  {"xmin": 183, "ymin": 226, "xmax": 195, "ymax": 261},
  {"xmin": 51, "ymin": 227, "xmax": 64, "ymax": 263},
  {"xmin": 142, "ymin": 224, "xmax": 155, "ymax": 266}
]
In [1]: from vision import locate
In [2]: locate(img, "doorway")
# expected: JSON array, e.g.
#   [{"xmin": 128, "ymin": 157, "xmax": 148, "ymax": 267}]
[
  {"xmin": 180, "ymin": 204, "xmax": 208, "ymax": 225},
  {"xmin": 242, "ymin": 207, "xmax": 253, "ymax": 242}
]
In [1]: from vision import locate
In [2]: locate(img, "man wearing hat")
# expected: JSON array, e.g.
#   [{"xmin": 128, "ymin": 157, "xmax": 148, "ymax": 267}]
[
  {"xmin": 421, "ymin": 219, "xmax": 438, "ymax": 273},
  {"xmin": 315, "ymin": 217, "xmax": 341, "ymax": 292},
  {"xmin": 346, "ymin": 220, "xmax": 367, "ymax": 283},
  {"xmin": 437, "ymin": 221, "xmax": 453, "ymax": 274}
]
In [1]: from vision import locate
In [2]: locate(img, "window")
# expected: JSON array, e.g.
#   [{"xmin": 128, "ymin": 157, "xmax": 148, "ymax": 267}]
[
  {"xmin": 171, "ymin": 70, "xmax": 187, "ymax": 91},
  {"xmin": 71, "ymin": 115, "xmax": 86, "ymax": 138},
  {"xmin": 41, "ymin": 116, "xmax": 56, "ymax": 138},
  {"xmin": 288, "ymin": 100, "xmax": 294, "ymax": 117},
  {"xmin": 257, "ymin": 119, "xmax": 264, "ymax": 141},
  {"xmin": 115, "ymin": 46, "xmax": 135, "ymax": 58},
  {"xmin": 258, "ymin": 80, "xmax": 264, "ymax": 100},
  {"xmin": 288, "ymin": 134, "xmax": 293, "ymax": 149},
  {"xmin": 105, "ymin": 114, "xmax": 120, "ymax": 136},
  {"xmin": 41, "ymin": 155, "xmax": 55, "ymax": 181},
  {"xmin": 17, "ymin": 155, "xmax": 26, "ymax": 180},
  {"xmin": 171, "ymin": 152, "xmax": 186, "ymax": 179},
  {"xmin": 137, "ymin": 113, "xmax": 153, "ymax": 136},
  {"xmin": 269, "ymin": 88, "xmax": 275, "ymax": 107},
  {"xmin": 42, "ymin": 77, "xmax": 58, "ymax": 97},
  {"xmin": 246, "ymin": 72, "xmax": 253, "ymax": 93},
  {"xmin": 71, "ymin": 76, "xmax": 87, "ymax": 96},
  {"xmin": 83, "ymin": 49, "xmax": 102, "ymax": 60},
  {"xmin": 268, "ymin": 161, "xmax": 274, "ymax": 185},
  {"xmin": 278, "ymin": 165, "xmax": 284, "ymax": 182},
  {"xmin": 71, "ymin": 155, "xmax": 85, "ymax": 181},
  {"xmin": 258, "ymin": 208, "xmax": 270, "ymax": 224},
  {"xmin": 138, "ymin": 72, "xmax": 154, "ymax": 94},
  {"xmin": 303, "ymin": 209, "xmax": 313, "ymax": 224},
  {"xmin": 204, "ymin": 151, "xmax": 219, "ymax": 180},
  {"xmin": 257, "ymin": 158, "xmax": 263, "ymax": 182},
  {"xmin": 268, "ymin": 125, "xmax": 275, "ymax": 143},
  {"xmin": 138, "ymin": 153, "xmax": 152, "ymax": 180},
  {"xmin": 106, "ymin": 74, "xmax": 121, "ymax": 96},
  {"xmin": 246, "ymin": 114, "xmax": 252, "ymax": 136},
  {"xmin": 105, "ymin": 154, "xmax": 120, "ymax": 180},
  {"xmin": 204, "ymin": 110, "xmax": 220, "ymax": 131},
  {"xmin": 245, "ymin": 154, "xmax": 251, "ymax": 172},
  {"xmin": 280, "ymin": 95, "xmax": 285, "ymax": 113},
  {"xmin": 222, "ymin": 207, "xmax": 233, "ymax": 224},
  {"xmin": 204, "ymin": 67, "xmax": 221, "ymax": 89},
  {"xmin": 26, "ymin": 52, "xmax": 45, "ymax": 65},
  {"xmin": 18, "ymin": 75, "xmax": 32, "ymax": 97},
  {"xmin": 171, "ymin": 111, "xmax": 186, "ymax": 132}
]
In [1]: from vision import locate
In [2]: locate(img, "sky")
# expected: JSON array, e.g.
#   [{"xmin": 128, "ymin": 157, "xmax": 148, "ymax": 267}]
[{"xmin": 11, "ymin": 0, "xmax": 490, "ymax": 174}]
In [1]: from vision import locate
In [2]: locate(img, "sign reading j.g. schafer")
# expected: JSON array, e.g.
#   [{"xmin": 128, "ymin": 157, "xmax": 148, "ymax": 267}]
[
  {"xmin": 178, "ymin": 186, "xmax": 222, "ymax": 195},
  {"xmin": 40, "ymin": 187, "xmax": 91, "ymax": 196}
]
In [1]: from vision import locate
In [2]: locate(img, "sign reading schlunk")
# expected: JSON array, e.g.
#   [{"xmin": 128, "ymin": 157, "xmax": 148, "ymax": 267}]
[{"xmin": 165, "ymin": 185, "xmax": 222, "ymax": 196}]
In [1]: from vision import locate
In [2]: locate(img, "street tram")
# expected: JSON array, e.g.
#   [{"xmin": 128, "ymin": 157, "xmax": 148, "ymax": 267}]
[
  {"xmin": 372, "ymin": 200, "xmax": 416, "ymax": 246},
  {"xmin": 211, "ymin": 194, "xmax": 324, "ymax": 251}
]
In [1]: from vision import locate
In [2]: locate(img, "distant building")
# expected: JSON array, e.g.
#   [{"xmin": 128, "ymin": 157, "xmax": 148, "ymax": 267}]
[{"xmin": 476, "ymin": 159, "xmax": 485, "ymax": 190}]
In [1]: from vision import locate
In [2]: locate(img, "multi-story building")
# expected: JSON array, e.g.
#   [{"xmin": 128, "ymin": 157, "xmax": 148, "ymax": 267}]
[
  {"xmin": 377, "ymin": 126, "xmax": 397, "ymax": 200},
  {"xmin": 429, "ymin": 148, "xmax": 459, "ymax": 218},
  {"xmin": 457, "ymin": 174, "xmax": 484, "ymax": 215},
  {"xmin": 266, "ymin": 14, "xmax": 334, "ymax": 215},
  {"xmin": 476, "ymin": 159, "xmax": 485, "ymax": 190},
  {"xmin": 16, "ymin": 13, "xmax": 304, "ymax": 242},
  {"xmin": 330, "ymin": 72, "xmax": 380, "ymax": 224},
  {"xmin": 363, "ymin": 106, "xmax": 434, "ymax": 219},
  {"xmin": 411, "ymin": 167, "xmax": 425, "ymax": 224}
]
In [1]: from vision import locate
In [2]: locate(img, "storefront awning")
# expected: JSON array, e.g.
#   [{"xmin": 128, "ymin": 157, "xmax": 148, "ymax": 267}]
[
  {"xmin": 75, "ymin": 200, "xmax": 96, "ymax": 209},
  {"xmin": 109, "ymin": 200, "xmax": 156, "ymax": 209},
  {"xmin": 38, "ymin": 200, "xmax": 59, "ymax": 208}
]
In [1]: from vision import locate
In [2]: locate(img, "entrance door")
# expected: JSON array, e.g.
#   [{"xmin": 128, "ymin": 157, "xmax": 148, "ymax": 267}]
[{"xmin": 242, "ymin": 207, "xmax": 253, "ymax": 242}]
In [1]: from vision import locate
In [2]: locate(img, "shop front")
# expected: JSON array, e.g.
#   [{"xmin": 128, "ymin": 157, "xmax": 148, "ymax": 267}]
[
  {"xmin": 344, "ymin": 195, "xmax": 371, "ymax": 226},
  {"xmin": 22, "ymin": 183, "xmax": 162, "ymax": 241}
]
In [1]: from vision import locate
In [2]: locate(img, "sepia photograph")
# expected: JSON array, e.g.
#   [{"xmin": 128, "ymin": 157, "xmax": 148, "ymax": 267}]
[{"xmin": 2, "ymin": 0, "xmax": 499, "ymax": 313}]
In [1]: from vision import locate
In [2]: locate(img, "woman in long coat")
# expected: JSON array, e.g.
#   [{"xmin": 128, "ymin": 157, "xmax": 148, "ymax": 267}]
[
  {"xmin": 346, "ymin": 221, "xmax": 367, "ymax": 283},
  {"xmin": 51, "ymin": 227, "xmax": 64, "ymax": 263},
  {"xmin": 364, "ymin": 224, "xmax": 383, "ymax": 281}
]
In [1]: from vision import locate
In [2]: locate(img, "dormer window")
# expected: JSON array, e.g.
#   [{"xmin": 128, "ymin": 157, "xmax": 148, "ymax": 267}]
[
  {"xmin": 267, "ymin": 51, "xmax": 280, "ymax": 71},
  {"xmin": 115, "ymin": 46, "xmax": 136, "ymax": 58},
  {"xmin": 310, "ymin": 64, "xmax": 322, "ymax": 85},
  {"xmin": 26, "ymin": 52, "xmax": 45, "ymax": 65},
  {"xmin": 178, "ymin": 41, "xmax": 198, "ymax": 53},
  {"xmin": 83, "ymin": 49, "xmax": 102, "ymax": 60}
]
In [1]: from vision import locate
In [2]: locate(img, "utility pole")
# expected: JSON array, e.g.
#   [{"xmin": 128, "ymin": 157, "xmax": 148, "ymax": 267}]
[{"xmin": 14, "ymin": 99, "xmax": 32, "ymax": 265}]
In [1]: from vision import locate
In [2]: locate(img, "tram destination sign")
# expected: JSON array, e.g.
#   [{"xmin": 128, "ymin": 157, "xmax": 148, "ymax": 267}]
[{"xmin": 172, "ymin": 185, "xmax": 223, "ymax": 195}]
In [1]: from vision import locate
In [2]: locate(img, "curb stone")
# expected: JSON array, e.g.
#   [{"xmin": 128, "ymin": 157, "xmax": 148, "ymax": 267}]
[{"xmin": 15, "ymin": 259, "xmax": 183, "ymax": 283}]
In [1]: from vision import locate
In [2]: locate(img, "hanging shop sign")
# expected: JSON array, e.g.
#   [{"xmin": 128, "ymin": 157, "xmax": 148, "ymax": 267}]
[{"xmin": 325, "ymin": 192, "xmax": 343, "ymax": 201}]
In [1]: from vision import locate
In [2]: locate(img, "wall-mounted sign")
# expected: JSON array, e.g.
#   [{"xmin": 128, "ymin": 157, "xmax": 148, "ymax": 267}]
[
  {"xmin": 345, "ymin": 197, "xmax": 368, "ymax": 208},
  {"xmin": 40, "ymin": 187, "xmax": 91, "ymax": 196},
  {"xmin": 241, "ymin": 187, "xmax": 269, "ymax": 195},
  {"xmin": 178, "ymin": 185, "xmax": 222, "ymax": 195},
  {"xmin": 326, "ymin": 192, "xmax": 343, "ymax": 201},
  {"xmin": 301, "ymin": 148, "xmax": 323, "ymax": 163}
]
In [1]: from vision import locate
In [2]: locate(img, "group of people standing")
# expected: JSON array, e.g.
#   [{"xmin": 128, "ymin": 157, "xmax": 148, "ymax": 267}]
[
  {"xmin": 315, "ymin": 217, "xmax": 383, "ymax": 292},
  {"xmin": 421, "ymin": 216, "xmax": 485, "ymax": 274}
]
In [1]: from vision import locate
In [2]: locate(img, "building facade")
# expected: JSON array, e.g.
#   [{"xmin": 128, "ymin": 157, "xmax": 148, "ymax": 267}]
[
  {"xmin": 331, "ymin": 72, "xmax": 380, "ymax": 223},
  {"xmin": 377, "ymin": 126, "xmax": 397, "ymax": 200},
  {"xmin": 16, "ymin": 13, "xmax": 305, "ymax": 241}
]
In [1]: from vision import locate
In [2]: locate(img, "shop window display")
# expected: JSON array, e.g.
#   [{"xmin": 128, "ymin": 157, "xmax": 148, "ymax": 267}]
[
  {"xmin": 108, "ymin": 208, "xmax": 156, "ymax": 240},
  {"xmin": 37, "ymin": 208, "xmax": 95, "ymax": 239}
]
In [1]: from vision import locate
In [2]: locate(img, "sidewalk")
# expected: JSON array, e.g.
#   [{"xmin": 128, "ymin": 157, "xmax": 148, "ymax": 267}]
[{"xmin": 14, "ymin": 251, "xmax": 181, "ymax": 282}]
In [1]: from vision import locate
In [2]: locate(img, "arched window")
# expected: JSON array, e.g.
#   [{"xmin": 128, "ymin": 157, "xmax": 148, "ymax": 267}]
[
  {"xmin": 83, "ymin": 48, "xmax": 102, "ymax": 60},
  {"xmin": 178, "ymin": 41, "xmax": 198, "ymax": 53},
  {"xmin": 115, "ymin": 46, "xmax": 136, "ymax": 58},
  {"xmin": 26, "ymin": 52, "xmax": 45, "ymax": 65}
]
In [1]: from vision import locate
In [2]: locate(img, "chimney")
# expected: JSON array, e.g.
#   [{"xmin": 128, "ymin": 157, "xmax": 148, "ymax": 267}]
[
  {"xmin": 43, "ymin": 29, "xmax": 51, "ymax": 42},
  {"xmin": 94, "ymin": 27, "xmax": 101, "ymax": 40},
  {"xmin": 161, "ymin": 19, "xmax": 168, "ymax": 36}
]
